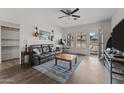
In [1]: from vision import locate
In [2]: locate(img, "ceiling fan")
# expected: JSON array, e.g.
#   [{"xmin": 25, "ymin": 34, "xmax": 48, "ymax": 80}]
[{"xmin": 58, "ymin": 8, "xmax": 80, "ymax": 20}]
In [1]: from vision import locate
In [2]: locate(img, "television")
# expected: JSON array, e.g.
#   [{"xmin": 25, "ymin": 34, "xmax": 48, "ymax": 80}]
[{"xmin": 112, "ymin": 18, "xmax": 124, "ymax": 52}]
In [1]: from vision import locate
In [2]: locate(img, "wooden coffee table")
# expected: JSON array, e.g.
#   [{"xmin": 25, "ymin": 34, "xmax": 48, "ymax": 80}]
[{"xmin": 55, "ymin": 54, "xmax": 77, "ymax": 70}]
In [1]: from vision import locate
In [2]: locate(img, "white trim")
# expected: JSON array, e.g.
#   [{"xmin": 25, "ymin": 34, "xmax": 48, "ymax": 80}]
[{"xmin": 0, "ymin": 26, "xmax": 1, "ymax": 64}]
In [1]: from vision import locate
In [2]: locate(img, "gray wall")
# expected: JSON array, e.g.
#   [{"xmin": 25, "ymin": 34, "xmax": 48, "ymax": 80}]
[
  {"xmin": 62, "ymin": 20, "xmax": 111, "ymax": 55},
  {"xmin": 0, "ymin": 9, "xmax": 62, "ymax": 63},
  {"xmin": 0, "ymin": 9, "xmax": 63, "ymax": 51}
]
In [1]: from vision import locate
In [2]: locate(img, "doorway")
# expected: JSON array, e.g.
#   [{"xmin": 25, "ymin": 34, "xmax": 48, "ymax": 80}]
[
  {"xmin": 89, "ymin": 31, "xmax": 99, "ymax": 57},
  {"xmin": 89, "ymin": 30, "xmax": 103, "ymax": 58}
]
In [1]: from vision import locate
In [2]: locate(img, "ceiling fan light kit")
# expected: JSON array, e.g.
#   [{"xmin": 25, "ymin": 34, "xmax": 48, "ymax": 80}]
[{"xmin": 58, "ymin": 8, "xmax": 80, "ymax": 20}]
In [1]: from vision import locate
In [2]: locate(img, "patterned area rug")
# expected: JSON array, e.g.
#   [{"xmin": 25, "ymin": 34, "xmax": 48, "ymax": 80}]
[{"xmin": 33, "ymin": 59, "xmax": 81, "ymax": 83}]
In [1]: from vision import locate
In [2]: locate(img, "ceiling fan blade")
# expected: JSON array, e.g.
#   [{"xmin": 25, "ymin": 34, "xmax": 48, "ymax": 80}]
[
  {"xmin": 72, "ymin": 15, "xmax": 80, "ymax": 18},
  {"xmin": 71, "ymin": 8, "xmax": 79, "ymax": 14},
  {"xmin": 58, "ymin": 16, "xmax": 67, "ymax": 19},
  {"xmin": 60, "ymin": 10, "xmax": 69, "ymax": 15}
]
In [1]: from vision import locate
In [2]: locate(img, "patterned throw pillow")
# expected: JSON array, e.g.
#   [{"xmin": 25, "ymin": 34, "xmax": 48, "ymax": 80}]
[{"xmin": 33, "ymin": 48, "xmax": 41, "ymax": 55}]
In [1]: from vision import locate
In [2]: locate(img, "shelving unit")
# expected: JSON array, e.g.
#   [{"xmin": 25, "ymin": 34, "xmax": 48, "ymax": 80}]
[
  {"xmin": 1, "ymin": 26, "xmax": 20, "ymax": 61},
  {"xmin": 111, "ymin": 57, "xmax": 124, "ymax": 83},
  {"xmin": 104, "ymin": 50, "xmax": 124, "ymax": 84}
]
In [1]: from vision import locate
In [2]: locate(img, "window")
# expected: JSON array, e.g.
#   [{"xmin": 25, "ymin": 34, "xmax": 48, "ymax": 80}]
[
  {"xmin": 76, "ymin": 32, "xmax": 87, "ymax": 48},
  {"xmin": 90, "ymin": 32, "xmax": 98, "ymax": 40}
]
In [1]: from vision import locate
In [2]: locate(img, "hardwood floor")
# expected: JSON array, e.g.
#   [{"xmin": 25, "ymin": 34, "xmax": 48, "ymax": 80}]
[
  {"xmin": 0, "ymin": 56, "xmax": 106, "ymax": 84},
  {"xmin": 66, "ymin": 56, "xmax": 106, "ymax": 84}
]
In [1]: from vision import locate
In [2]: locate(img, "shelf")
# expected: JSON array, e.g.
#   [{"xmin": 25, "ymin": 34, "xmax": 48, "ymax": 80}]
[
  {"xmin": 112, "ymin": 68, "xmax": 124, "ymax": 75},
  {"xmin": 1, "ymin": 26, "xmax": 20, "ymax": 31},
  {"xmin": 2, "ymin": 52, "xmax": 19, "ymax": 55},
  {"xmin": 112, "ymin": 77, "xmax": 124, "ymax": 82},
  {"xmin": 2, "ymin": 57, "xmax": 19, "ymax": 62},
  {"xmin": 1, "ymin": 38, "xmax": 19, "ymax": 41},
  {"xmin": 77, "ymin": 39, "xmax": 86, "ymax": 41},
  {"xmin": 2, "ymin": 45, "xmax": 19, "ymax": 47},
  {"xmin": 112, "ymin": 73, "xmax": 124, "ymax": 82},
  {"xmin": 112, "ymin": 67, "xmax": 124, "ymax": 70}
]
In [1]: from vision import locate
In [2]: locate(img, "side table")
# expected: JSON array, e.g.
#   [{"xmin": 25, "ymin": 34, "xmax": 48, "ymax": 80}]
[{"xmin": 21, "ymin": 51, "xmax": 30, "ymax": 68}]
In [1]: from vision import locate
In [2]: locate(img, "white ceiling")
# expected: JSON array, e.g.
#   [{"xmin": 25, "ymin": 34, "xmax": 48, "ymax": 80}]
[
  {"xmin": 27, "ymin": 8, "xmax": 117, "ymax": 28},
  {"xmin": 1, "ymin": 8, "xmax": 117, "ymax": 28}
]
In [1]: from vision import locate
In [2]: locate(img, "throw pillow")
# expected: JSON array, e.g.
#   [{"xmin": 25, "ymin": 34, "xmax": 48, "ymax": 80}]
[
  {"xmin": 33, "ymin": 48, "xmax": 41, "ymax": 55},
  {"xmin": 38, "ymin": 47, "xmax": 43, "ymax": 54}
]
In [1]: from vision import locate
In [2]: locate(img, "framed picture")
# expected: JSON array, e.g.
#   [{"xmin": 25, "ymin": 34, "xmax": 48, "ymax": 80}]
[{"xmin": 39, "ymin": 30, "xmax": 51, "ymax": 40}]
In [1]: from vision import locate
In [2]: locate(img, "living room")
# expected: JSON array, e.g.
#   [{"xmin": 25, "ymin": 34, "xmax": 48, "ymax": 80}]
[{"xmin": 0, "ymin": 8, "xmax": 124, "ymax": 84}]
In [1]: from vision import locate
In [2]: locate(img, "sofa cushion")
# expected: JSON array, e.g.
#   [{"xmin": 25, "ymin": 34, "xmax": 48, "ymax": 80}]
[
  {"xmin": 38, "ymin": 53, "xmax": 50, "ymax": 59},
  {"xmin": 48, "ymin": 52, "xmax": 56, "ymax": 55},
  {"xmin": 49, "ymin": 45, "xmax": 55, "ymax": 52}
]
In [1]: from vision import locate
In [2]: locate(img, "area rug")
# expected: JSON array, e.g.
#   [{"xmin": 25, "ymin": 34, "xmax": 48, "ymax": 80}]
[{"xmin": 33, "ymin": 60, "xmax": 81, "ymax": 83}]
